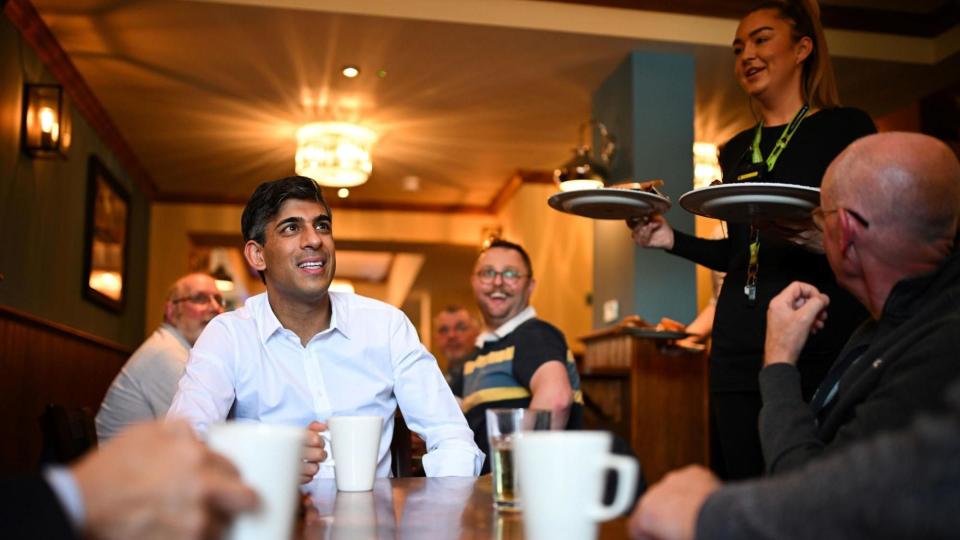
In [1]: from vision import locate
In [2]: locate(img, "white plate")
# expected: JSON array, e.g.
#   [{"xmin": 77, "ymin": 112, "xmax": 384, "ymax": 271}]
[
  {"xmin": 547, "ymin": 188, "xmax": 671, "ymax": 220},
  {"xmin": 679, "ymin": 182, "xmax": 820, "ymax": 223}
]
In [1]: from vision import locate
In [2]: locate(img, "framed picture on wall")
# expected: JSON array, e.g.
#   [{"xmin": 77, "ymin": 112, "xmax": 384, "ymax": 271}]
[{"xmin": 82, "ymin": 155, "xmax": 130, "ymax": 312}]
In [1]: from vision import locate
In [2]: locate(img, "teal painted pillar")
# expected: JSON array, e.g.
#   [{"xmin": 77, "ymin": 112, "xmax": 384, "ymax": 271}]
[{"xmin": 592, "ymin": 52, "xmax": 696, "ymax": 328}]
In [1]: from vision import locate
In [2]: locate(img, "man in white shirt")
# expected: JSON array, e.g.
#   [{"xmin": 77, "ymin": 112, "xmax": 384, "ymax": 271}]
[
  {"xmin": 168, "ymin": 176, "xmax": 483, "ymax": 480},
  {"xmin": 96, "ymin": 273, "xmax": 224, "ymax": 441}
]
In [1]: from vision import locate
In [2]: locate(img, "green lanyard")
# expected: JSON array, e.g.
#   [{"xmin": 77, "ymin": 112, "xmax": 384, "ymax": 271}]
[
  {"xmin": 743, "ymin": 104, "xmax": 808, "ymax": 304},
  {"xmin": 750, "ymin": 104, "xmax": 809, "ymax": 172}
]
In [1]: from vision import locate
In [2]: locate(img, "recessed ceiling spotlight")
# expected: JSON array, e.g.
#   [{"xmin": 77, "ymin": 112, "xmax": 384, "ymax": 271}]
[
  {"xmin": 338, "ymin": 188, "xmax": 350, "ymax": 198},
  {"xmin": 402, "ymin": 175, "xmax": 420, "ymax": 191},
  {"xmin": 341, "ymin": 66, "xmax": 360, "ymax": 78},
  {"xmin": 377, "ymin": 69, "xmax": 387, "ymax": 79}
]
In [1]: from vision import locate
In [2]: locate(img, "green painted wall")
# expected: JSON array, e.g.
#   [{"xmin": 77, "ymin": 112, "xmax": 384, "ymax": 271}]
[
  {"xmin": 0, "ymin": 15, "xmax": 149, "ymax": 348},
  {"xmin": 592, "ymin": 51, "xmax": 696, "ymax": 327}
]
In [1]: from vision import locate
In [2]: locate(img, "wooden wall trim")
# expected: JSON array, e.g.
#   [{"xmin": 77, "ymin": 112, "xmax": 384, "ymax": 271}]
[
  {"xmin": 156, "ymin": 168, "xmax": 558, "ymax": 215},
  {"xmin": 0, "ymin": 306, "xmax": 129, "ymax": 472},
  {"xmin": 545, "ymin": 0, "xmax": 960, "ymax": 38},
  {"xmin": 3, "ymin": 0, "xmax": 157, "ymax": 199},
  {"xmin": 0, "ymin": 304, "xmax": 133, "ymax": 355}
]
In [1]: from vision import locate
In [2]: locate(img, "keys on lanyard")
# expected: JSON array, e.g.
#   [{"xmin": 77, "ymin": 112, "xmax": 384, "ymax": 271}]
[
  {"xmin": 741, "ymin": 105, "xmax": 809, "ymax": 304},
  {"xmin": 745, "ymin": 226, "xmax": 760, "ymax": 305}
]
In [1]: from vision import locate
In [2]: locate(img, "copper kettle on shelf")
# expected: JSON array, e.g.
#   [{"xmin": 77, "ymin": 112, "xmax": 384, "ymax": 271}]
[{"xmin": 554, "ymin": 119, "xmax": 616, "ymax": 192}]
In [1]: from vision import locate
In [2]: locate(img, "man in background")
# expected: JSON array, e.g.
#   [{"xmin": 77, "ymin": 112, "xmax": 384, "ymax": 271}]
[
  {"xmin": 461, "ymin": 239, "xmax": 583, "ymax": 470},
  {"xmin": 96, "ymin": 273, "xmax": 224, "ymax": 441},
  {"xmin": 433, "ymin": 305, "xmax": 480, "ymax": 397}
]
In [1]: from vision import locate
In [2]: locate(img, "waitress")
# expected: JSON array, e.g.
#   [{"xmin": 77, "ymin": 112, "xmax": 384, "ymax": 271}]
[{"xmin": 629, "ymin": 0, "xmax": 875, "ymax": 479}]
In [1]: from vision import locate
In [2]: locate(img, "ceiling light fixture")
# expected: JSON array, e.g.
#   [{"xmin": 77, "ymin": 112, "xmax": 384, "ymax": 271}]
[
  {"xmin": 338, "ymin": 188, "xmax": 350, "ymax": 198},
  {"xmin": 341, "ymin": 65, "xmax": 360, "ymax": 78},
  {"xmin": 295, "ymin": 122, "xmax": 377, "ymax": 188}
]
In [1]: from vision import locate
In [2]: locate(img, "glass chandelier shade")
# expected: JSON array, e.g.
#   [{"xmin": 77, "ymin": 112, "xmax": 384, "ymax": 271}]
[{"xmin": 295, "ymin": 122, "xmax": 377, "ymax": 188}]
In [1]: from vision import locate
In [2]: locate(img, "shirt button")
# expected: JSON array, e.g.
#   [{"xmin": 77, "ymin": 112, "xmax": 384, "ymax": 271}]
[{"xmin": 872, "ymin": 359, "xmax": 883, "ymax": 369}]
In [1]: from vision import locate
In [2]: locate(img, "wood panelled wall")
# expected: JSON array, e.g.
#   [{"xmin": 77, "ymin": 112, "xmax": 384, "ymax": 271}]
[{"xmin": 0, "ymin": 305, "xmax": 130, "ymax": 473}]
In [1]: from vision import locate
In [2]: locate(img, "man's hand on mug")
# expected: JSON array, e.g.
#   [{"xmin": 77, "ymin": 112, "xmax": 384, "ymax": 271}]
[
  {"xmin": 301, "ymin": 421, "xmax": 328, "ymax": 484},
  {"xmin": 73, "ymin": 421, "xmax": 258, "ymax": 540},
  {"xmin": 626, "ymin": 214, "xmax": 674, "ymax": 250}
]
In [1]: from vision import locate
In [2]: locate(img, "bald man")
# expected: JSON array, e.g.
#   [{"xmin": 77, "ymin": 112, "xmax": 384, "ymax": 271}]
[
  {"xmin": 756, "ymin": 132, "xmax": 960, "ymax": 475},
  {"xmin": 629, "ymin": 132, "xmax": 960, "ymax": 539},
  {"xmin": 96, "ymin": 273, "xmax": 224, "ymax": 441}
]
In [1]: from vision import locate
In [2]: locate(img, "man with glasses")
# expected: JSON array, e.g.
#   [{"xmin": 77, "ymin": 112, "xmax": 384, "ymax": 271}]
[
  {"xmin": 462, "ymin": 239, "xmax": 584, "ymax": 469},
  {"xmin": 754, "ymin": 132, "xmax": 960, "ymax": 475},
  {"xmin": 629, "ymin": 131, "xmax": 960, "ymax": 540},
  {"xmin": 96, "ymin": 273, "xmax": 224, "ymax": 441}
]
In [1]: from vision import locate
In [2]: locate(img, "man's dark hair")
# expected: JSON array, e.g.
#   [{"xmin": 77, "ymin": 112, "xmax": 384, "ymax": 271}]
[
  {"xmin": 480, "ymin": 238, "xmax": 533, "ymax": 278},
  {"xmin": 241, "ymin": 176, "xmax": 331, "ymax": 245}
]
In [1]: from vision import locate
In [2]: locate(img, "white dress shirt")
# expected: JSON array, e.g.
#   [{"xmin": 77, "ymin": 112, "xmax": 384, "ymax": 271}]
[
  {"xmin": 168, "ymin": 291, "xmax": 483, "ymax": 478},
  {"xmin": 96, "ymin": 324, "xmax": 190, "ymax": 441}
]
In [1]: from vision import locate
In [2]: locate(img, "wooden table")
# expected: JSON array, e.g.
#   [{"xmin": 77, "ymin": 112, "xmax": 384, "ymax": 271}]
[{"xmin": 300, "ymin": 477, "xmax": 631, "ymax": 539}]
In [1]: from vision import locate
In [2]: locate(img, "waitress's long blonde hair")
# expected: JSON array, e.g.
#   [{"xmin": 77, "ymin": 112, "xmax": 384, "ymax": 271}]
[{"xmin": 746, "ymin": 0, "xmax": 840, "ymax": 109}]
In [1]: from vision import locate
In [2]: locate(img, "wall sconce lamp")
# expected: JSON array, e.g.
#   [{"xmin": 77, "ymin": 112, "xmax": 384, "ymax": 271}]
[{"xmin": 21, "ymin": 83, "xmax": 71, "ymax": 158}]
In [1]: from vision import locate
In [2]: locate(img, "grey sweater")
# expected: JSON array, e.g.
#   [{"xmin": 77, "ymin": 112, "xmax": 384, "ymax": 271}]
[{"xmin": 696, "ymin": 380, "xmax": 960, "ymax": 539}]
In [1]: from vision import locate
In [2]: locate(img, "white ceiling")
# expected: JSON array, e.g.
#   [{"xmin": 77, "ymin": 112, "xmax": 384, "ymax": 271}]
[{"xmin": 29, "ymin": 0, "xmax": 960, "ymax": 208}]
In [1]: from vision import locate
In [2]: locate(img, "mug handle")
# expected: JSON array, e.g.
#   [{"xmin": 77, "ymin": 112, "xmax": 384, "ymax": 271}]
[
  {"xmin": 589, "ymin": 454, "xmax": 639, "ymax": 522},
  {"xmin": 319, "ymin": 430, "xmax": 334, "ymax": 466}
]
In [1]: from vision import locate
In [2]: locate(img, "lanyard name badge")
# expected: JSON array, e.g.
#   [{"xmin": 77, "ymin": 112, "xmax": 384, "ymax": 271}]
[{"xmin": 741, "ymin": 105, "xmax": 809, "ymax": 304}]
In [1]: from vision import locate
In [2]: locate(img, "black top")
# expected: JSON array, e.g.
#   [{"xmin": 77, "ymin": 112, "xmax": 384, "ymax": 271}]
[
  {"xmin": 671, "ymin": 107, "xmax": 877, "ymax": 395},
  {"xmin": 0, "ymin": 475, "xmax": 77, "ymax": 540},
  {"xmin": 461, "ymin": 318, "xmax": 584, "ymax": 472}
]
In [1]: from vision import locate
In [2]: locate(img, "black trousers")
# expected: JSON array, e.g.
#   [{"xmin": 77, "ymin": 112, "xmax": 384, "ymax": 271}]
[{"xmin": 709, "ymin": 390, "xmax": 765, "ymax": 480}]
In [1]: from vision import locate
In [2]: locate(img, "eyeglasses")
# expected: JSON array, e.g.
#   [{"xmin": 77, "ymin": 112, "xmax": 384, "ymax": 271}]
[
  {"xmin": 172, "ymin": 292, "xmax": 224, "ymax": 307},
  {"xmin": 475, "ymin": 268, "xmax": 528, "ymax": 285},
  {"xmin": 811, "ymin": 206, "xmax": 871, "ymax": 232},
  {"xmin": 437, "ymin": 322, "xmax": 472, "ymax": 336}
]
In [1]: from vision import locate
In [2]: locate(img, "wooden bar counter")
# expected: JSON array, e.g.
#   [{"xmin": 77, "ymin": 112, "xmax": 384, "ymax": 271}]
[
  {"xmin": 579, "ymin": 319, "xmax": 710, "ymax": 484},
  {"xmin": 300, "ymin": 477, "xmax": 630, "ymax": 539}
]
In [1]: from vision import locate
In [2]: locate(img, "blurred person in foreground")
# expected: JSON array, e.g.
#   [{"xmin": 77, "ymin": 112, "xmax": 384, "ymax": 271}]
[
  {"xmin": 1, "ymin": 421, "xmax": 256, "ymax": 540},
  {"xmin": 630, "ymin": 132, "xmax": 960, "ymax": 538},
  {"xmin": 96, "ymin": 273, "xmax": 224, "ymax": 441}
]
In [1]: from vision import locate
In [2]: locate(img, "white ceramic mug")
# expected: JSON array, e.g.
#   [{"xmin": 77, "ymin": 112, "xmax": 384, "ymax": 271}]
[
  {"xmin": 515, "ymin": 431, "xmax": 639, "ymax": 540},
  {"xmin": 323, "ymin": 415, "xmax": 384, "ymax": 492},
  {"xmin": 207, "ymin": 422, "xmax": 306, "ymax": 540}
]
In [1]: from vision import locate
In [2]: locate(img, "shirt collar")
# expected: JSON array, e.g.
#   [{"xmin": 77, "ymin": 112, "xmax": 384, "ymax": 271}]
[
  {"xmin": 161, "ymin": 323, "xmax": 192, "ymax": 350},
  {"xmin": 476, "ymin": 305, "xmax": 536, "ymax": 347},
  {"xmin": 881, "ymin": 250, "xmax": 960, "ymax": 324},
  {"xmin": 256, "ymin": 291, "xmax": 352, "ymax": 344}
]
